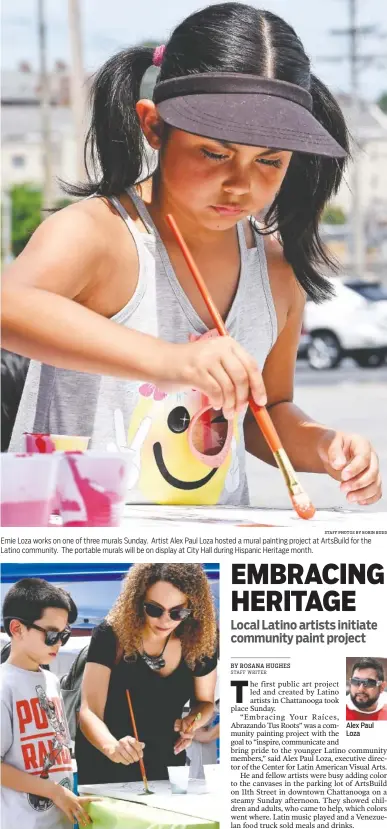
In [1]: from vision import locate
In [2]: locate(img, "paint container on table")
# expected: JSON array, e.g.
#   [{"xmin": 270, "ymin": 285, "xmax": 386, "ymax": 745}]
[
  {"xmin": 24, "ymin": 433, "xmax": 56, "ymax": 453},
  {"xmin": 0, "ymin": 453, "xmax": 60, "ymax": 527},
  {"xmin": 48, "ymin": 438, "xmax": 89, "ymax": 520},
  {"xmin": 50, "ymin": 435, "xmax": 90, "ymax": 451},
  {"xmin": 22, "ymin": 434, "xmax": 90, "ymax": 518},
  {"xmin": 167, "ymin": 765, "xmax": 190, "ymax": 794},
  {"xmin": 24, "ymin": 433, "xmax": 90, "ymax": 453},
  {"xmin": 204, "ymin": 763, "xmax": 221, "ymax": 793},
  {"xmin": 57, "ymin": 452, "xmax": 130, "ymax": 527}
]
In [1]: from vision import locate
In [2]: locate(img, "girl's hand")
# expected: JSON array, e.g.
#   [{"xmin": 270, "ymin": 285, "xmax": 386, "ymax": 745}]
[
  {"xmin": 173, "ymin": 715, "xmax": 200, "ymax": 754},
  {"xmin": 317, "ymin": 430, "xmax": 382, "ymax": 505},
  {"xmin": 51, "ymin": 786, "xmax": 99, "ymax": 826},
  {"xmin": 193, "ymin": 727, "xmax": 216, "ymax": 744},
  {"xmin": 169, "ymin": 336, "xmax": 266, "ymax": 419},
  {"xmin": 105, "ymin": 736, "xmax": 145, "ymax": 765}
]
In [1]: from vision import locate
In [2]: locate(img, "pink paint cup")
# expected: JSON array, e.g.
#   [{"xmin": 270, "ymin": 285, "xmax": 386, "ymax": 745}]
[
  {"xmin": 57, "ymin": 452, "xmax": 130, "ymax": 527},
  {"xmin": 0, "ymin": 453, "xmax": 60, "ymax": 527},
  {"xmin": 24, "ymin": 433, "xmax": 56, "ymax": 453}
]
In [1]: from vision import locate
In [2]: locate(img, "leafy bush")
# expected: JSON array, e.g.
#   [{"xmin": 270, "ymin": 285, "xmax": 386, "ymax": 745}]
[
  {"xmin": 321, "ymin": 204, "xmax": 346, "ymax": 225},
  {"xmin": 8, "ymin": 186, "xmax": 73, "ymax": 256},
  {"xmin": 10, "ymin": 185, "xmax": 42, "ymax": 256}
]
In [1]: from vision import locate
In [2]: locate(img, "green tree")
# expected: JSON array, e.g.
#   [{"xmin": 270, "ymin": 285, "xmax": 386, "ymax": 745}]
[
  {"xmin": 377, "ymin": 92, "xmax": 387, "ymax": 114},
  {"xmin": 54, "ymin": 197, "xmax": 73, "ymax": 211},
  {"xmin": 10, "ymin": 184, "xmax": 42, "ymax": 256},
  {"xmin": 321, "ymin": 204, "xmax": 346, "ymax": 225},
  {"xmin": 9, "ymin": 186, "xmax": 74, "ymax": 257}
]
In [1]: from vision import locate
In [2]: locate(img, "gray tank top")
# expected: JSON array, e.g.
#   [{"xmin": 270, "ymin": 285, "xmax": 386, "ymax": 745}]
[{"xmin": 10, "ymin": 188, "xmax": 277, "ymax": 506}]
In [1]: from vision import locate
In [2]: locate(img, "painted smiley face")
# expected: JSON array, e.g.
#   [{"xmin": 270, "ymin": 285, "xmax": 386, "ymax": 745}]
[
  {"xmin": 153, "ymin": 406, "xmax": 221, "ymax": 490},
  {"xmin": 127, "ymin": 391, "xmax": 235, "ymax": 504}
]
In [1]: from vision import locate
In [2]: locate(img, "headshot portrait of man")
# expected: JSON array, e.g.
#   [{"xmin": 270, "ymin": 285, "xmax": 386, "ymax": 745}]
[{"xmin": 346, "ymin": 658, "xmax": 387, "ymax": 721}]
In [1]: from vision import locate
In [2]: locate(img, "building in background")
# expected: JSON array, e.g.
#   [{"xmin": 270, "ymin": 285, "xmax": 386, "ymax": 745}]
[
  {"xmin": 334, "ymin": 94, "xmax": 387, "ymax": 220},
  {"xmin": 1, "ymin": 63, "xmax": 78, "ymax": 198},
  {"xmin": 1, "ymin": 63, "xmax": 158, "ymax": 198},
  {"xmin": 2, "ymin": 64, "xmax": 386, "ymax": 273},
  {"xmin": 321, "ymin": 94, "xmax": 387, "ymax": 276}
]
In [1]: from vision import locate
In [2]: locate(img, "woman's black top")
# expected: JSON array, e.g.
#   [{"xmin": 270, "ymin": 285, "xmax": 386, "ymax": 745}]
[{"xmin": 75, "ymin": 621, "xmax": 217, "ymax": 784}]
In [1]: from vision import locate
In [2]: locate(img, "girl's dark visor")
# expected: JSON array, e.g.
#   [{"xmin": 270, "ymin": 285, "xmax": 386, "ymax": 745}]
[{"xmin": 153, "ymin": 73, "xmax": 346, "ymax": 157}]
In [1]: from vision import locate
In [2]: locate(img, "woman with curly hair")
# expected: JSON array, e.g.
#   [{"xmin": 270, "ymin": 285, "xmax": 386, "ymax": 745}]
[{"xmin": 75, "ymin": 564, "xmax": 218, "ymax": 784}]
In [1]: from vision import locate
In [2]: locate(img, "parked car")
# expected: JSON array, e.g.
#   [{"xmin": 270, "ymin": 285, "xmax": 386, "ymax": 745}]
[
  {"xmin": 297, "ymin": 325, "xmax": 312, "ymax": 358},
  {"xmin": 301, "ymin": 279, "xmax": 387, "ymax": 370}
]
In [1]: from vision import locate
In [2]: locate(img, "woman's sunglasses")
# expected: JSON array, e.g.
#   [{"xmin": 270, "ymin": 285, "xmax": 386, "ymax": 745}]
[
  {"xmin": 143, "ymin": 602, "xmax": 192, "ymax": 622},
  {"xmin": 5, "ymin": 618, "xmax": 72, "ymax": 647}
]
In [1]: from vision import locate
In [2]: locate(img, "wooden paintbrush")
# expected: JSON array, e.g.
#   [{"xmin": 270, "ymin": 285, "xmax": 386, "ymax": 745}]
[
  {"xmin": 185, "ymin": 711, "xmax": 202, "ymax": 732},
  {"xmin": 125, "ymin": 689, "xmax": 153, "ymax": 794},
  {"xmin": 174, "ymin": 711, "xmax": 202, "ymax": 754},
  {"xmin": 166, "ymin": 213, "xmax": 315, "ymax": 520}
]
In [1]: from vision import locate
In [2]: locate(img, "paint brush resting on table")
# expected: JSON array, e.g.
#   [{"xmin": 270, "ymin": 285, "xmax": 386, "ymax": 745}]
[{"xmin": 166, "ymin": 213, "xmax": 315, "ymax": 521}]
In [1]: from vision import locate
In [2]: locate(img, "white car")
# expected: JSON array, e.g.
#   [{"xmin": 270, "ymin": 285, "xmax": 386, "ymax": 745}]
[{"xmin": 303, "ymin": 279, "xmax": 387, "ymax": 370}]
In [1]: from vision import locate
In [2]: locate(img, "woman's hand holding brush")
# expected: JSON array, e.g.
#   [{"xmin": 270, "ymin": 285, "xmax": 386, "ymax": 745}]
[
  {"xmin": 174, "ymin": 712, "xmax": 202, "ymax": 754},
  {"xmin": 104, "ymin": 735, "xmax": 145, "ymax": 765}
]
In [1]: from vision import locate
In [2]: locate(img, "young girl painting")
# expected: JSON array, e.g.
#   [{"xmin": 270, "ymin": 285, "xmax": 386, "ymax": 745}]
[{"xmin": 2, "ymin": 3, "xmax": 381, "ymax": 508}]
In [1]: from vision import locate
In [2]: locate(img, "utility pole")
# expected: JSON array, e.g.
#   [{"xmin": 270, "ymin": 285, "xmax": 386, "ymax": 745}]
[
  {"xmin": 330, "ymin": 0, "xmax": 369, "ymax": 275},
  {"xmin": 348, "ymin": 0, "xmax": 363, "ymax": 275},
  {"xmin": 37, "ymin": 0, "xmax": 54, "ymax": 212},
  {"xmin": 317, "ymin": 0, "xmax": 384, "ymax": 276},
  {"xmin": 68, "ymin": 0, "xmax": 86, "ymax": 181}
]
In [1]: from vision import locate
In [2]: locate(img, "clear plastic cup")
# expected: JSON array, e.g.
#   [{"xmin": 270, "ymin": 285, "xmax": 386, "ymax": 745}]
[
  {"xmin": 57, "ymin": 452, "xmax": 130, "ymax": 527},
  {"xmin": 204, "ymin": 763, "xmax": 221, "ymax": 793},
  {"xmin": 167, "ymin": 765, "xmax": 190, "ymax": 794},
  {"xmin": 0, "ymin": 453, "xmax": 60, "ymax": 527}
]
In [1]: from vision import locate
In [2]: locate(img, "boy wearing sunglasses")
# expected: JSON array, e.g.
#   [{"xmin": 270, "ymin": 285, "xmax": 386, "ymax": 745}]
[
  {"xmin": 346, "ymin": 658, "xmax": 387, "ymax": 721},
  {"xmin": 1, "ymin": 578, "xmax": 96, "ymax": 828}
]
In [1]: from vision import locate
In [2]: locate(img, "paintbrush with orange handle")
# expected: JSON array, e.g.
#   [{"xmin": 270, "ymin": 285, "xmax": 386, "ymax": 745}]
[
  {"xmin": 125, "ymin": 689, "xmax": 153, "ymax": 794},
  {"xmin": 166, "ymin": 213, "xmax": 315, "ymax": 520},
  {"xmin": 174, "ymin": 711, "xmax": 202, "ymax": 754},
  {"xmin": 185, "ymin": 711, "xmax": 202, "ymax": 732}
]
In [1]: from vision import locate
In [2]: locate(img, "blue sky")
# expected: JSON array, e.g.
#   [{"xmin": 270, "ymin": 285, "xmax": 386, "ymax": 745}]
[{"xmin": 2, "ymin": 0, "xmax": 386, "ymax": 100}]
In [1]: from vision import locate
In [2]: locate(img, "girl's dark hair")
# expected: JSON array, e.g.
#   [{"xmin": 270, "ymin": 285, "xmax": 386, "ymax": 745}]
[
  {"xmin": 66, "ymin": 3, "xmax": 349, "ymax": 301},
  {"xmin": 2, "ymin": 578, "xmax": 78, "ymax": 635}
]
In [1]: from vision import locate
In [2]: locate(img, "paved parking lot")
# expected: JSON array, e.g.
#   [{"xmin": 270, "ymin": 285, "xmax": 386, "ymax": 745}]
[{"xmin": 246, "ymin": 361, "xmax": 387, "ymax": 513}]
